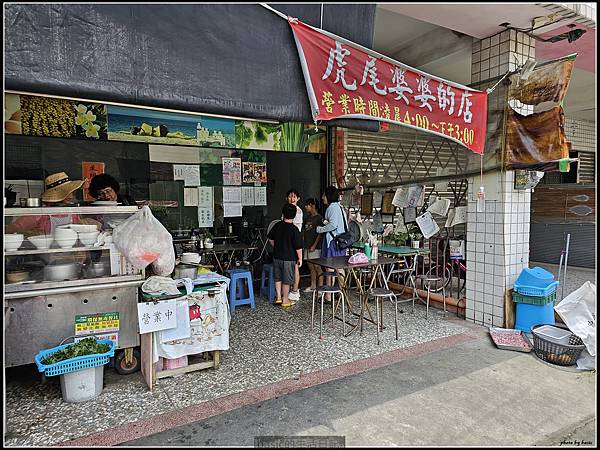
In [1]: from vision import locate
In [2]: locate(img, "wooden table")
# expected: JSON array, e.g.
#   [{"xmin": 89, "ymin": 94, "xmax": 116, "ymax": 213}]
[{"xmin": 308, "ymin": 256, "xmax": 397, "ymax": 337}]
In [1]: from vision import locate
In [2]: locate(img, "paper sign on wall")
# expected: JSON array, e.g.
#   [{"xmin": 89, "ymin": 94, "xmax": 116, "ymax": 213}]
[
  {"xmin": 242, "ymin": 186, "xmax": 255, "ymax": 206},
  {"xmin": 184, "ymin": 188, "xmax": 199, "ymax": 206},
  {"xmin": 223, "ymin": 186, "xmax": 242, "ymax": 203},
  {"xmin": 137, "ymin": 300, "xmax": 177, "ymax": 334},
  {"xmin": 392, "ymin": 185, "xmax": 424, "ymax": 208},
  {"xmin": 224, "ymin": 203, "xmax": 243, "ymax": 217},
  {"xmin": 415, "ymin": 211, "xmax": 440, "ymax": 239},
  {"xmin": 254, "ymin": 186, "xmax": 267, "ymax": 206},
  {"xmin": 222, "ymin": 157, "xmax": 242, "ymax": 185},
  {"xmin": 74, "ymin": 332, "xmax": 119, "ymax": 347},
  {"xmin": 198, "ymin": 207, "xmax": 214, "ymax": 228},
  {"xmin": 173, "ymin": 164, "xmax": 201, "ymax": 186},
  {"xmin": 445, "ymin": 206, "xmax": 467, "ymax": 228},
  {"xmin": 198, "ymin": 187, "xmax": 213, "ymax": 208}
]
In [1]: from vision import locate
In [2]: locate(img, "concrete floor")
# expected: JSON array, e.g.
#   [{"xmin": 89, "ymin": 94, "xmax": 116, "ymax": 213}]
[{"xmin": 123, "ymin": 336, "xmax": 596, "ymax": 447}]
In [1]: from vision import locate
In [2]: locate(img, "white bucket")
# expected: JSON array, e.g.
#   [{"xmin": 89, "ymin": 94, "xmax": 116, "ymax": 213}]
[{"xmin": 59, "ymin": 365, "xmax": 104, "ymax": 403}]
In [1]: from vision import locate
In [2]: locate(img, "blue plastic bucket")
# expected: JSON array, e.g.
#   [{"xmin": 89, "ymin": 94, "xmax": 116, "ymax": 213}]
[{"xmin": 515, "ymin": 301, "xmax": 555, "ymax": 333}]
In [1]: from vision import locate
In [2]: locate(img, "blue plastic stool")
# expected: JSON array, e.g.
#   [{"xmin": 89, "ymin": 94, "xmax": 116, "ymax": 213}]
[
  {"xmin": 260, "ymin": 264, "xmax": 276, "ymax": 303},
  {"xmin": 226, "ymin": 269, "xmax": 255, "ymax": 313}
]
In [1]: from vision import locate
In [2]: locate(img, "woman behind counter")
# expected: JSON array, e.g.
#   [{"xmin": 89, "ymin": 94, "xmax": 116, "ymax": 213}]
[
  {"xmin": 88, "ymin": 174, "xmax": 136, "ymax": 205},
  {"xmin": 6, "ymin": 172, "xmax": 98, "ymax": 236}
]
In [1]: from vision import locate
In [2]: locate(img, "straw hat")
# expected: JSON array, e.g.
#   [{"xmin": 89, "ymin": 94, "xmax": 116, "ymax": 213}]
[{"xmin": 41, "ymin": 172, "xmax": 84, "ymax": 203}]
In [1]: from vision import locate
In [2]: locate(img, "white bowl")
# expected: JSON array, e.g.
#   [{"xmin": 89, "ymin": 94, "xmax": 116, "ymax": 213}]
[
  {"xmin": 78, "ymin": 231, "xmax": 100, "ymax": 247},
  {"xmin": 55, "ymin": 236, "xmax": 77, "ymax": 249},
  {"xmin": 54, "ymin": 228, "xmax": 78, "ymax": 240},
  {"xmin": 5, "ymin": 234, "xmax": 24, "ymax": 251},
  {"xmin": 28, "ymin": 235, "xmax": 54, "ymax": 250},
  {"xmin": 69, "ymin": 224, "xmax": 98, "ymax": 233}
]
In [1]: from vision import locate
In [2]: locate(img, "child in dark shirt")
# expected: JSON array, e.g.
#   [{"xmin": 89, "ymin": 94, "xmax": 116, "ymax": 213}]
[{"xmin": 268, "ymin": 203, "xmax": 303, "ymax": 307}]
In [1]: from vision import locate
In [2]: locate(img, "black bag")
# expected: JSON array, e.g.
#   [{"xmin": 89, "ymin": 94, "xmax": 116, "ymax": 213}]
[{"xmin": 330, "ymin": 204, "xmax": 360, "ymax": 250}]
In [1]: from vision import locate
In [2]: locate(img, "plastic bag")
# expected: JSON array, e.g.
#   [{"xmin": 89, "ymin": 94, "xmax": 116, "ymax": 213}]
[
  {"xmin": 113, "ymin": 206, "xmax": 175, "ymax": 275},
  {"xmin": 554, "ymin": 281, "xmax": 596, "ymax": 357}
]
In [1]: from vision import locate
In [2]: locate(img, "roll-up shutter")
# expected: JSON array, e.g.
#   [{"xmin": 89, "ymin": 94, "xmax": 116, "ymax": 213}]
[{"xmin": 577, "ymin": 151, "xmax": 595, "ymax": 185}]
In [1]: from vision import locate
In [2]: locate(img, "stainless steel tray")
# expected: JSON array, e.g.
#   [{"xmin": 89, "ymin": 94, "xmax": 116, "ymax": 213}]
[{"xmin": 489, "ymin": 327, "xmax": 533, "ymax": 353}]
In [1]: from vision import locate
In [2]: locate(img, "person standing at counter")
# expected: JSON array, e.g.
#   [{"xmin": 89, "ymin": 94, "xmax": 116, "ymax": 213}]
[
  {"xmin": 268, "ymin": 203, "xmax": 303, "ymax": 307},
  {"xmin": 6, "ymin": 172, "xmax": 95, "ymax": 235},
  {"xmin": 316, "ymin": 186, "xmax": 348, "ymax": 300},
  {"xmin": 302, "ymin": 198, "xmax": 323, "ymax": 293},
  {"xmin": 285, "ymin": 189, "xmax": 303, "ymax": 302},
  {"xmin": 88, "ymin": 173, "xmax": 136, "ymax": 205}
]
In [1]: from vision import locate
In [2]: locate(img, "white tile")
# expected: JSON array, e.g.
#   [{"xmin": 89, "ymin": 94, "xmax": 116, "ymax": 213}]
[
  {"xmin": 495, "ymin": 213, "xmax": 503, "ymax": 224},
  {"xmin": 495, "ymin": 234, "xmax": 503, "ymax": 244},
  {"xmin": 492, "ymin": 316, "xmax": 504, "ymax": 327},
  {"xmin": 485, "ymin": 254, "xmax": 494, "ymax": 264},
  {"xmin": 467, "ymin": 222, "xmax": 475, "ymax": 233},
  {"xmin": 477, "ymin": 223, "xmax": 486, "ymax": 233},
  {"xmin": 484, "ymin": 304, "xmax": 493, "ymax": 314},
  {"xmin": 494, "ymin": 265, "xmax": 504, "ymax": 277},
  {"xmin": 466, "ymin": 241, "xmax": 475, "ymax": 251},
  {"xmin": 475, "ymin": 302, "xmax": 484, "ymax": 312},
  {"xmin": 485, "ymin": 223, "xmax": 494, "ymax": 234},
  {"xmin": 493, "ymin": 305, "xmax": 504, "ymax": 316},
  {"xmin": 475, "ymin": 282, "xmax": 483, "ymax": 292},
  {"xmin": 466, "ymin": 309, "xmax": 475, "ymax": 320},
  {"xmin": 466, "ymin": 279, "xmax": 475, "ymax": 291},
  {"xmin": 476, "ymin": 271, "xmax": 484, "ymax": 283},
  {"xmin": 475, "ymin": 311, "xmax": 483, "ymax": 322},
  {"xmin": 476, "ymin": 262, "xmax": 485, "ymax": 273},
  {"xmin": 484, "ymin": 314, "xmax": 493, "ymax": 325},
  {"xmin": 494, "ymin": 275, "xmax": 503, "ymax": 286},
  {"xmin": 493, "ymin": 292, "xmax": 505, "ymax": 304},
  {"xmin": 476, "ymin": 243, "xmax": 484, "ymax": 253}
]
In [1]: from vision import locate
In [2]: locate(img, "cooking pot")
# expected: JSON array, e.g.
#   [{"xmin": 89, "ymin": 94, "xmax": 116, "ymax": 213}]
[
  {"xmin": 45, "ymin": 262, "xmax": 80, "ymax": 281},
  {"xmin": 173, "ymin": 263, "xmax": 197, "ymax": 279},
  {"xmin": 26, "ymin": 198, "xmax": 41, "ymax": 207},
  {"xmin": 7, "ymin": 270, "xmax": 30, "ymax": 284},
  {"xmin": 84, "ymin": 262, "xmax": 109, "ymax": 278}
]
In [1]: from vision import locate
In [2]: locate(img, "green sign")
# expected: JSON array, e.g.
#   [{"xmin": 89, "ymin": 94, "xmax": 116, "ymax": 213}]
[{"xmin": 75, "ymin": 312, "xmax": 120, "ymax": 335}]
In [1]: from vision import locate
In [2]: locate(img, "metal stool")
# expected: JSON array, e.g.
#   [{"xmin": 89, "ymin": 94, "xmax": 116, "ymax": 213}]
[
  {"xmin": 365, "ymin": 288, "xmax": 399, "ymax": 345},
  {"xmin": 311, "ymin": 285, "xmax": 346, "ymax": 339},
  {"xmin": 357, "ymin": 267, "xmax": 373, "ymax": 290},
  {"xmin": 386, "ymin": 259, "xmax": 417, "ymax": 313},
  {"xmin": 417, "ymin": 275, "xmax": 446, "ymax": 319}
]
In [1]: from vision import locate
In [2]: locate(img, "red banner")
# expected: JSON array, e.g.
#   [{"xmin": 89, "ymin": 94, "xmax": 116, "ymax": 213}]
[{"xmin": 289, "ymin": 19, "xmax": 488, "ymax": 154}]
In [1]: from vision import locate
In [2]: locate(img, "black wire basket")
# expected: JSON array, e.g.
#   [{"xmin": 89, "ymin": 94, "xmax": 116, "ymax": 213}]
[{"xmin": 531, "ymin": 324, "xmax": 586, "ymax": 366}]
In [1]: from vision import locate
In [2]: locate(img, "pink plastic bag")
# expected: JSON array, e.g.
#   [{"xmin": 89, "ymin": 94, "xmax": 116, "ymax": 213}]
[{"xmin": 348, "ymin": 252, "xmax": 369, "ymax": 265}]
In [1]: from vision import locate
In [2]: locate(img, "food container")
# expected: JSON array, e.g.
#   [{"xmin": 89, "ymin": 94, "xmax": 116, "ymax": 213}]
[
  {"xmin": 181, "ymin": 252, "xmax": 200, "ymax": 264},
  {"xmin": 4, "ymin": 233, "xmax": 24, "ymax": 251},
  {"xmin": 7, "ymin": 270, "xmax": 30, "ymax": 283},
  {"xmin": 28, "ymin": 235, "xmax": 54, "ymax": 250},
  {"xmin": 26, "ymin": 198, "xmax": 41, "ymax": 207},
  {"xmin": 45, "ymin": 262, "xmax": 80, "ymax": 281},
  {"xmin": 173, "ymin": 264, "xmax": 197, "ymax": 279},
  {"xmin": 532, "ymin": 324, "xmax": 573, "ymax": 346}
]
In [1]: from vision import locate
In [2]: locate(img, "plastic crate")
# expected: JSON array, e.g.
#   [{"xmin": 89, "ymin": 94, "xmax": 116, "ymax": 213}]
[
  {"xmin": 514, "ymin": 280, "xmax": 559, "ymax": 297},
  {"xmin": 512, "ymin": 289, "xmax": 557, "ymax": 305},
  {"xmin": 515, "ymin": 267, "xmax": 555, "ymax": 288},
  {"xmin": 531, "ymin": 324, "xmax": 585, "ymax": 366},
  {"xmin": 34, "ymin": 339, "xmax": 116, "ymax": 377},
  {"xmin": 514, "ymin": 301, "xmax": 555, "ymax": 333}
]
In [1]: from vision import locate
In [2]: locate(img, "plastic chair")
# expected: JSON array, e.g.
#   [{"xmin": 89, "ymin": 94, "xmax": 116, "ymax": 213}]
[
  {"xmin": 226, "ymin": 269, "xmax": 256, "ymax": 313},
  {"xmin": 260, "ymin": 263, "xmax": 276, "ymax": 303},
  {"xmin": 311, "ymin": 285, "xmax": 346, "ymax": 339}
]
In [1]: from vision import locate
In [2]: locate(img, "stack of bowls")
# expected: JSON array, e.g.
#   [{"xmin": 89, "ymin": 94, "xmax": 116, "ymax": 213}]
[
  {"xmin": 78, "ymin": 231, "xmax": 100, "ymax": 248},
  {"xmin": 5, "ymin": 233, "xmax": 24, "ymax": 251},
  {"xmin": 54, "ymin": 228, "xmax": 78, "ymax": 249},
  {"xmin": 28, "ymin": 235, "xmax": 54, "ymax": 250}
]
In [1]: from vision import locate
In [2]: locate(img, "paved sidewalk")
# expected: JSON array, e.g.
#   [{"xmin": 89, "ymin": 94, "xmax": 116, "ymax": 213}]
[{"xmin": 123, "ymin": 334, "xmax": 596, "ymax": 447}]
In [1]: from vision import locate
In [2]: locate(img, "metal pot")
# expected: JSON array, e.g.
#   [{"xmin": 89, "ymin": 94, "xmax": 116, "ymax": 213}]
[
  {"xmin": 26, "ymin": 198, "xmax": 41, "ymax": 207},
  {"xmin": 173, "ymin": 263, "xmax": 197, "ymax": 279},
  {"xmin": 84, "ymin": 262, "xmax": 109, "ymax": 278},
  {"xmin": 45, "ymin": 262, "xmax": 80, "ymax": 281}
]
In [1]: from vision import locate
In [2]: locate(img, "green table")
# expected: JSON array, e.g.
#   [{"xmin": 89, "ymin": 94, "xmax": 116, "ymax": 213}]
[{"xmin": 352, "ymin": 242, "xmax": 429, "ymax": 256}]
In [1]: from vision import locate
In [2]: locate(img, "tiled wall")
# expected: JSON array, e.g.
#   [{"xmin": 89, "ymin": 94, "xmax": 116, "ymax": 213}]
[{"xmin": 465, "ymin": 30, "xmax": 534, "ymax": 327}]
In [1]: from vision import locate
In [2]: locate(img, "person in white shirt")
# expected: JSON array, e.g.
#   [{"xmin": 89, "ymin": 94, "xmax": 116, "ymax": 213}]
[{"xmin": 285, "ymin": 189, "xmax": 303, "ymax": 300}]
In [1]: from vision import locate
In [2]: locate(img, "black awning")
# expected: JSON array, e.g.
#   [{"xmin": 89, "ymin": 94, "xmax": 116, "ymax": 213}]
[{"xmin": 5, "ymin": 3, "xmax": 378, "ymax": 131}]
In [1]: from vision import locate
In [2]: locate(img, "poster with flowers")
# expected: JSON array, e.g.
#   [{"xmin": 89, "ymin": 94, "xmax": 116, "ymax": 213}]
[{"xmin": 75, "ymin": 103, "xmax": 108, "ymax": 140}]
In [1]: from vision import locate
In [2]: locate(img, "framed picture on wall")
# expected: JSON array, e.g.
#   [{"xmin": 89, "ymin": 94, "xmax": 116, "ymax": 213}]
[
  {"xmin": 403, "ymin": 207, "xmax": 417, "ymax": 224},
  {"xmin": 361, "ymin": 192, "xmax": 373, "ymax": 216},
  {"xmin": 381, "ymin": 191, "xmax": 396, "ymax": 215}
]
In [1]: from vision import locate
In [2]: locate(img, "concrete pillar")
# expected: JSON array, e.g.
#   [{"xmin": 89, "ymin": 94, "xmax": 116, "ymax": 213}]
[{"xmin": 465, "ymin": 30, "xmax": 535, "ymax": 327}]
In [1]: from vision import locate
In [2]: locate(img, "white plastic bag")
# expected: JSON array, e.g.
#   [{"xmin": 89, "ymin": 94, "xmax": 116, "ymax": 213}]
[
  {"xmin": 113, "ymin": 206, "xmax": 175, "ymax": 275},
  {"xmin": 554, "ymin": 281, "xmax": 596, "ymax": 357}
]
